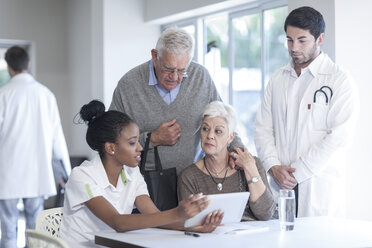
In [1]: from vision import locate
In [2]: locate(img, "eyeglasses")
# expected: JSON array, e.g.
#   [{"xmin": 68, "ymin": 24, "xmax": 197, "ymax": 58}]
[{"xmin": 158, "ymin": 61, "xmax": 188, "ymax": 78}]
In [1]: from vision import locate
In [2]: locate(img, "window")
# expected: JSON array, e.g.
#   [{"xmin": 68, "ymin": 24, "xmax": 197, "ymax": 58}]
[
  {"xmin": 164, "ymin": 3, "xmax": 288, "ymax": 154},
  {"xmin": 0, "ymin": 48, "xmax": 11, "ymax": 88}
]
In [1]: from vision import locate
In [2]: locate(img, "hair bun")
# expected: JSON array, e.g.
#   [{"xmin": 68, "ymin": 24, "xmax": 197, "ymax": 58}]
[{"xmin": 80, "ymin": 100, "xmax": 105, "ymax": 124}]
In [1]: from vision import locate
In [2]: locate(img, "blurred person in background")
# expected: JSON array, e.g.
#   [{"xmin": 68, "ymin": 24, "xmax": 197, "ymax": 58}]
[{"xmin": 0, "ymin": 46, "xmax": 71, "ymax": 248}]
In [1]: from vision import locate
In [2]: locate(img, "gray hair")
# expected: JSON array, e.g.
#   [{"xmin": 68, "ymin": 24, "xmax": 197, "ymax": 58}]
[
  {"xmin": 155, "ymin": 27, "xmax": 194, "ymax": 64},
  {"xmin": 202, "ymin": 101, "xmax": 237, "ymax": 135}
]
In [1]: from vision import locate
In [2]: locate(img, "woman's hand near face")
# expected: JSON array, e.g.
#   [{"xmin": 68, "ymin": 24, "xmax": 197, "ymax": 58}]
[
  {"xmin": 176, "ymin": 194, "xmax": 209, "ymax": 220},
  {"xmin": 188, "ymin": 210, "xmax": 224, "ymax": 233},
  {"xmin": 230, "ymin": 148, "xmax": 259, "ymax": 175}
]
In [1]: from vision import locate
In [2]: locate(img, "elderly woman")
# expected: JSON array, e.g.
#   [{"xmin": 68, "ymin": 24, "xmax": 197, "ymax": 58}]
[{"xmin": 178, "ymin": 101, "xmax": 275, "ymax": 221}]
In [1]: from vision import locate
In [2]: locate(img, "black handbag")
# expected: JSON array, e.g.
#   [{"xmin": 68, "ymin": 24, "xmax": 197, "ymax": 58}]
[{"xmin": 139, "ymin": 133, "xmax": 178, "ymax": 211}]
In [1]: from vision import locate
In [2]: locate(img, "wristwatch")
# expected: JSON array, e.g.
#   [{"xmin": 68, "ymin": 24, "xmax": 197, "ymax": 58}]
[{"xmin": 247, "ymin": 175, "xmax": 261, "ymax": 184}]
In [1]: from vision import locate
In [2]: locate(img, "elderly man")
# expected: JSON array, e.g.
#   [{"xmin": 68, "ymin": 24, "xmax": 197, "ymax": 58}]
[{"xmin": 110, "ymin": 27, "xmax": 243, "ymax": 175}]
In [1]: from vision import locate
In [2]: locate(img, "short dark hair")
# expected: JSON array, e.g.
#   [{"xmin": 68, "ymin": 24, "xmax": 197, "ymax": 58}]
[
  {"xmin": 284, "ymin": 6, "xmax": 325, "ymax": 40},
  {"xmin": 4, "ymin": 46, "xmax": 30, "ymax": 72},
  {"xmin": 80, "ymin": 100, "xmax": 134, "ymax": 158}
]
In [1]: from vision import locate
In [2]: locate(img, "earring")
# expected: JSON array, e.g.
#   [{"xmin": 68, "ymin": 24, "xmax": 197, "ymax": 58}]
[{"xmin": 112, "ymin": 151, "xmax": 114, "ymax": 154}]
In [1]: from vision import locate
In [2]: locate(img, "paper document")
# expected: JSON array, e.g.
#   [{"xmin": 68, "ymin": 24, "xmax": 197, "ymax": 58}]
[{"xmin": 213, "ymin": 222, "xmax": 269, "ymax": 235}]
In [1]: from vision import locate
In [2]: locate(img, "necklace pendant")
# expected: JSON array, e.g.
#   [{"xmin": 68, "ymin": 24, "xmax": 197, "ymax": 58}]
[{"xmin": 217, "ymin": 183, "xmax": 223, "ymax": 191}]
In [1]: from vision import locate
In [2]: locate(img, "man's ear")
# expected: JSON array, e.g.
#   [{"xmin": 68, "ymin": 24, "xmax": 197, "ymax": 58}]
[
  {"xmin": 7, "ymin": 65, "xmax": 12, "ymax": 75},
  {"xmin": 104, "ymin": 142, "xmax": 116, "ymax": 155},
  {"xmin": 316, "ymin": 33, "xmax": 324, "ymax": 47},
  {"xmin": 151, "ymin": 49, "xmax": 158, "ymax": 64}
]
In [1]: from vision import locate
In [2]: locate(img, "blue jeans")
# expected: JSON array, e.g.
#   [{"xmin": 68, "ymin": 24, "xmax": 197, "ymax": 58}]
[{"xmin": 0, "ymin": 197, "xmax": 44, "ymax": 248}]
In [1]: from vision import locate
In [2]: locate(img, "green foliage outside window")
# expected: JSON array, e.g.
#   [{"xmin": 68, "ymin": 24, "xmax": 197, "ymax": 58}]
[
  {"xmin": 265, "ymin": 7, "xmax": 289, "ymax": 77},
  {"xmin": 0, "ymin": 69, "xmax": 10, "ymax": 88},
  {"xmin": 206, "ymin": 7, "xmax": 288, "ymax": 71}
]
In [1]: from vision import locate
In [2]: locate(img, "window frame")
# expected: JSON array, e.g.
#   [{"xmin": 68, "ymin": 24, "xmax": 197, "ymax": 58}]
[{"xmin": 162, "ymin": 0, "xmax": 287, "ymax": 104}]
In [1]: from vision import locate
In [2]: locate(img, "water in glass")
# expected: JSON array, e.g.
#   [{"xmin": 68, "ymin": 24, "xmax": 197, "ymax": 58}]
[{"xmin": 279, "ymin": 190, "xmax": 295, "ymax": 231}]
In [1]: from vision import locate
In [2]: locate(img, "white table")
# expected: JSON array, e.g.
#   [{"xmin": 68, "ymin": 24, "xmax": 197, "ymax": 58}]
[{"xmin": 94, "ymin": 217, "xmax": 372, "ymax": 248}]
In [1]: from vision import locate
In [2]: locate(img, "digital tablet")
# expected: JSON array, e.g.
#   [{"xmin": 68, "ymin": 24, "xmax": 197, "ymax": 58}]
[{"xmin": 184, "ymin": 192, "xmax": 250, "ymax": 228}]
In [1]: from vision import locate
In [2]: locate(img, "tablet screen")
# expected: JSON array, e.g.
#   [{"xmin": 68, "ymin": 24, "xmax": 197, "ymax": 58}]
[{"xmin": 184, "ymin": 192, "xmax": 250, "ymax": 228}]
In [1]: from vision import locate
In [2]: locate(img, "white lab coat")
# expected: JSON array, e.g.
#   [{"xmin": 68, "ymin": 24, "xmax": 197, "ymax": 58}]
[
  {"xmin": 254, "ymin": 53, "xmax": 359, "ymax": 217},
  {"xmin": 0, "ymin": 73, "xmax": 71, "ymax": 199}
]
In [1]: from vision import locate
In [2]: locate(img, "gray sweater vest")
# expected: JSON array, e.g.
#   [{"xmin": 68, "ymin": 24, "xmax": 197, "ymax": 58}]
[{"xmin": 110, "ymin": 60, "xmax": 242, "ymax": 173}]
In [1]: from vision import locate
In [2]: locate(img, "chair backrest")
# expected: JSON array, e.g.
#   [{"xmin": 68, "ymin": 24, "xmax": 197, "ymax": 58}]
[
  {"xmin": 35, "ymin": 207, "xmax": 63, "ymax": 237},
  {"xmin": 26, "ymin": 229, "xmax": 68, "ymax": 248}
]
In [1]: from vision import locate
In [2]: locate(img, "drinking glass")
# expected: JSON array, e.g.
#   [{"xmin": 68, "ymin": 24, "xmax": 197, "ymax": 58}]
[{"xmin": 279, "ymin": 189, "xmax": 295, "ymax": 231}]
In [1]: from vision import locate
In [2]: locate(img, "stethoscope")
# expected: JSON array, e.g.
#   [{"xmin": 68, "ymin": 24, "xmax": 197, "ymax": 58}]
[{"xmin": 313, "ymin": 85, "xmax": 333, "ymax": 104}]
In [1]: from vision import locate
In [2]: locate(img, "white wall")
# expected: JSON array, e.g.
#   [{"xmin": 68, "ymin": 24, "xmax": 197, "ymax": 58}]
[
  {"xmin": 66, "ymin": 0, "xmax": 160, "ymax": 158},
  {"xmin": 66, "ymin": 0, "xmax": 104, "ymax": 157},
  {"xmin": 335, "ymin": 0, "xmax": 372, "ymax": 221},
  {"xmin": 0, "ymin": 0, "xmax": 70, "ymax": 148},
  {"xmin": 103, "ymin": 0, "xmax": 159, "ymax": 108},
  {"xmin": 144, "ymin": 0, "xmax": 257, "ymax": 24},
  {"xmin": 0, "ymin": 0, "xmax": 103, "ymax": 158},
  {"xmin": 0, "ymin": 0, "xmax": 159, "ymax": 158}
]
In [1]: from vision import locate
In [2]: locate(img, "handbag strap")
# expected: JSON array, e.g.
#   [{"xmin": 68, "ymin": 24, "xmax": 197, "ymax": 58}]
[
  {"xmin": 139, "ymin": 133, "xmax": 151, "ymax": 174},
  {"xmin": 140, "ymin": 132, "xmax": 163, "ymax": 174},
  {"xmin": 153, "ymin": 146, "xmax": 163, "ymax": 171}
]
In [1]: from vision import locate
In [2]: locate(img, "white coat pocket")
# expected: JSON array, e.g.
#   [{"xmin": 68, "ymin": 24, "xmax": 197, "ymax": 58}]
[{"xmin": 311, "ymin": 103, "xmax": 329, "ymax": 131}]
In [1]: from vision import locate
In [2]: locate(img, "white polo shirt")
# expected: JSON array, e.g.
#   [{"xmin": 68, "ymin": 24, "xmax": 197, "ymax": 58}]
[{"xmin": 60, "ymin": 155, "xmax": 149, "ymax": 247}]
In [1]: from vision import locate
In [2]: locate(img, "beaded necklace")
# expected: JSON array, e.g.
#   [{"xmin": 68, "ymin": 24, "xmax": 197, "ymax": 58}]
[{"xmin": 203, "ymin": 157, "xmax": 229, "ymax": 191}]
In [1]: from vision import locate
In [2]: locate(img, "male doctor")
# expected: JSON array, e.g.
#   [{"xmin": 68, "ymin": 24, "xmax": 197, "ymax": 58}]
[
  {"xmin": 254, "ymin": 6, "xmax": 359, "ymax": 217},
  {"xmin": 0, "ymin": 46, "xmax": 71, "ymax": 247}
]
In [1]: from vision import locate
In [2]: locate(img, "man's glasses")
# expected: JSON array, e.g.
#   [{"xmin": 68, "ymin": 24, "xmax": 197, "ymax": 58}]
[{"xmin": 159, "ymin": 61, "xmax": 188, "ymax": 78}]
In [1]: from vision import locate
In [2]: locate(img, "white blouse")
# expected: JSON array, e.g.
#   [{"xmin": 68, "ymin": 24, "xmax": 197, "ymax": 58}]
[{"xmin": 60, "ymin": 155, "xmax": 149, "ymax": 247}]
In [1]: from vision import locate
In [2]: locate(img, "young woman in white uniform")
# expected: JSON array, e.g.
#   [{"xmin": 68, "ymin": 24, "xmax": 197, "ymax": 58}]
[{"xmin": 59, "ymin": 100, "xmax": 223, "ymax": 247}]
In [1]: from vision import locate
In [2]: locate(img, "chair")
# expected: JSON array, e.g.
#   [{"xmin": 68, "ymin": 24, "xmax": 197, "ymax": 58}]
[
  {"xmin": 26, "ymin": 229, "xmax": 68, "ymax": 248},
  {"xmin": 36, "ymin": 207, "xmax": 63, "ymax": 237}
]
